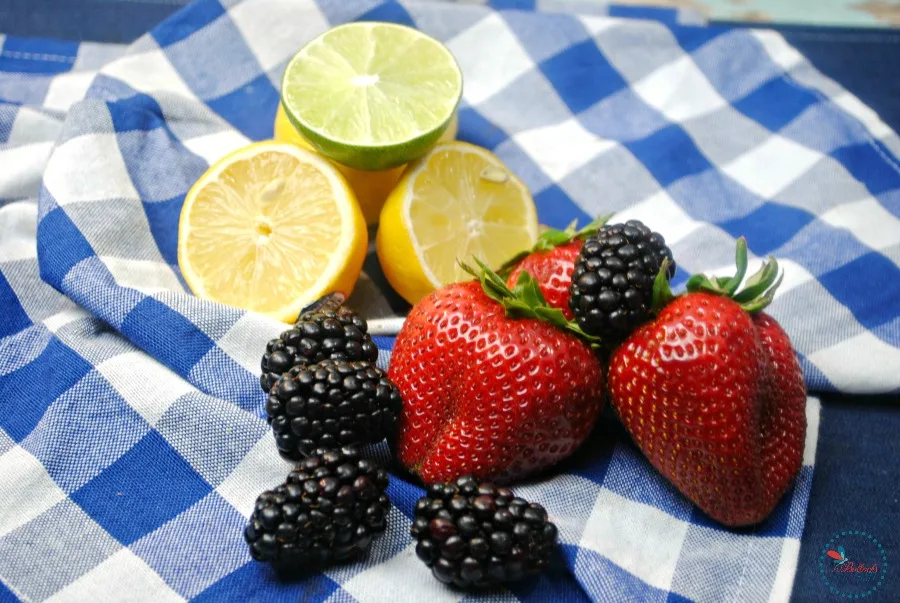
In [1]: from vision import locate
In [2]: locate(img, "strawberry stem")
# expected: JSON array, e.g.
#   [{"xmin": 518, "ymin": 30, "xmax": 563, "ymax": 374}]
[
  {"xmin": 685, "ymin": 237, "xmax": 783, "ymax": 313},
  {"xmin": 459, "ymin": 257, "xmax": 603, "ymax": 346},
  {"xmin": 496, "ymin": 214, "xmax": 613, "ymax": 278}
]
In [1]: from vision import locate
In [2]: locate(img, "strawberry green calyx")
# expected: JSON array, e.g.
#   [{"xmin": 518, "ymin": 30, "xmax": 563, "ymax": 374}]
[
  {"xmin": 497, "ymin": 214, "xmax": 613, "ymax": 278},
  {"xmin": 460, "ymin": 258, "xmax": 603, "ymax": 346},
  {"xmin": 685, "ymin": 237, "xmax": 784, "ymax": 313}
]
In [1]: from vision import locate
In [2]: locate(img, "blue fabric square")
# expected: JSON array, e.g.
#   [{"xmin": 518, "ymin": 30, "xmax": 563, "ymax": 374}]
[
  {"xmin": 457, "ymin": 106, "xmax": 509, "ymax": 151},
  {"xmin": 143, "ymin": 196, "xmax": 188, "ymax": 267},
  {"xmin": 152, "ymin": 0, "xmax": 227, "ymax": 48},
  {"xmin": 71, "ymin": 430, "xmax": 212, "ymax": 545},
  {"xmin": 720, "ymin": 202, "xmax": 815, "ymax": 255},
  {"xmin": 385, "ymin": 475, "xmax": 425, "ymax": 520},
  {"xmin": 0, "ymin": 271, "xmax": 31, "ymax": 339},
  {"xmin": 818, "ymin": 251, "xmax": 900, "ymax": 331},
  {"xmin": 107, "ymin": 94, "xmax": 165, "ymax": 133},
  {"xmin": 358, "ymin": 1, "xmax": 414, "ymax": 26},
  {"xmin": 0, "ymin": 37, "xmax": 77, "ymax": 75},
  {"xmin": 625, "ymin": 124, "xmax": 713, "ymax": 187},
  {"xmin": 734, "ymin": 76, "xmax": 819, "ymax": 133},
  {"xmin": 671, "ymin": 23, "xmax": 728, "ymax": 53},
  {"xmin": 539, "ymin": 40, "xmax": 628, "ymax": 114},
  {"xmin": 206, "ymin": 73, "xmax": 279, "ymax": 140},
  {"xmin": 0, "ymin": 337, "xmax": 92, "ymax": 441},
  {"xmin": 533, "ymin": 184, "xmax": 591, "ymax": 231},
  {"xmin": 831, "ymin": 142, "xmax": 900, "ymax": 196},
  {"xmin": 120, "ymin": 298, "xmax": 216, "ymax": 379},
  {"xmin": 36, "ymin": 207, "xmax": 97, "ymax": 288}
]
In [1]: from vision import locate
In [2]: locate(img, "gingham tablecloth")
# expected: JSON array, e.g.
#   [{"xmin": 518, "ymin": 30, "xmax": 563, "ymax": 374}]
[{"xmin": 2, "ymin": 0, "xmax": 899, "ymax": 601}]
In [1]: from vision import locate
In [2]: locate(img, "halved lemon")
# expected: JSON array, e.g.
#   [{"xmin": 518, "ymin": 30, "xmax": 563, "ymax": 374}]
[
  {"xmin": 178, "ymin": 141, "xmax": 367, "ymax": 322},
  {"xmin": 377, "ymin": 141, "xmax": 539, "ymax": 304},
  {"xmin": 282, "ymin": 21, "xmax": 462, "ymax": 170},
  {"xmin": 274, "ymin": 103, "xmax": 459, "ymax": 225}
]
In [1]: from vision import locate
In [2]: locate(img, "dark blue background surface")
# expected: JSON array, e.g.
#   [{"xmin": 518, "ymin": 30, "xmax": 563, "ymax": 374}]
[{"xmin": 2, "ymin": 1, "xmax": 898, "ymax": 600}]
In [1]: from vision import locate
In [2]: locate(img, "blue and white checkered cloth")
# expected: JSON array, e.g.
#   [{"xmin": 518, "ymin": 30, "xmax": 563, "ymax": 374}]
[{"xmin": 2, "ymin": 0, "xmax": 899, "ymax": 600}]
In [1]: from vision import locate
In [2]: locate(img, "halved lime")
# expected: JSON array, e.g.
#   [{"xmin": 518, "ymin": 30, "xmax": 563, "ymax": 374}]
[{"xmin": 281, "ymin": 22, "xmax": 463, "ymax": 171}]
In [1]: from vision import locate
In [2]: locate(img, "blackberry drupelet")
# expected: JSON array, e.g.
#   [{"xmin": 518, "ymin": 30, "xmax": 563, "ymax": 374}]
[
  {"xmin": 569, "ymin": 219, "xmax": 675, "ymax": 343},
  {"xmin": 260, "ymin": 302, "xmax": 379, "ymax": 393},
  {"xmin": 411, "ymin": 476, "xmax": 558, "ymax": 588},
  {"xmin": 244, "ymin": 446, "xmax": 391, "ymax": 570},
  {"xmin": 266, "ymin": 359, "xmax": 403, "ymax": 459}
]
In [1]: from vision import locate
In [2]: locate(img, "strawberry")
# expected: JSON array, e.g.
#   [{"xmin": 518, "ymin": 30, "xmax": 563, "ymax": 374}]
[
  {"xmin": 390, "ymin": 260, "xmax": 605, "ymax": 485},
  {"xmin": 499, "ymin": 216, "xmax": 611, "ymax": 320},
  {"xmin": 608, "ymin": 239, "xmax": 806, "ymax": 526}
]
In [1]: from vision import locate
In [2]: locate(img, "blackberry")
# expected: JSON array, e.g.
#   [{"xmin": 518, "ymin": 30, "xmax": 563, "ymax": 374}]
[
  {"xmin": 260, "ymin": 302, "xmax": 379, "ymax": 393},
  {"xmin": 245, "ymin": 446, "xmax": 391, "ymax": 570},
  {"xmin": 411, "ymin": 476, "xmax": 558, "ymax": 588},
  {"xmin": 569, "ymin": 219, "xmax": 675, "ymax": 343},
  {"xmin": 266, "ymin": 359, "xmax": 403, "ymax": 459}
]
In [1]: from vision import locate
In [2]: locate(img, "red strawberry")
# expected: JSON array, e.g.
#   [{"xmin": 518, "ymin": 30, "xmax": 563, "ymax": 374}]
[
  {"xmin": 499, "ymin": 216, "xmax": 610, "ymax": 320},
  {"xmin": 390, "ymin": 261, "xmax": 605, "ymax": 484},
  {"xmin": 608, "ymin": 239, "xmax": 806, "ymax": 526}
]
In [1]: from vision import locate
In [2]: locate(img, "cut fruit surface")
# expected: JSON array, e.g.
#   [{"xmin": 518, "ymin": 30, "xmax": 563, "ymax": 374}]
[
  {"xmin": 281, "ymin": 22, "xmax": 462, "ymax": 170},
  {"xmin": 377, "ymin": 141, "xmax": 539, "ymax": 304},
  {"xmin": 273, "ymin": 103, "xmax": 459, "ymax": 225},
  {"xmin": 178, "ymin": 141, "xmax": 366, "ymax": 322}
]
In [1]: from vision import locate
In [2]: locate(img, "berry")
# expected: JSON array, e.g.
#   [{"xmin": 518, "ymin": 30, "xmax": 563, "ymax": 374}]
[
  {"xmin": 266, "ymin": 359, "xmax": 402, "ymax": 459},
  {"xmin": 260, "ymin": 301, "xmax": 378, "ymax": 393},
  {"xmin": 244, "ymin": 446, "xmax": 391, "ymax": 569},
  {"xmin": 506, "ymin": 241, "xmax": 582, "ymax": 320},
  {"xmin": 607, "ymin": 241, "xmax": 805, "ymax": 526},
  {"xmin": 411, "ymin": 476, "xmax": 557, "ymax": 588},
  {"xmin": 569, "ymin": 219, "xmax": 674, "ymax": 344},
  {"xmin": 390, "ymin": 262, "xmax": 604, "ymax": 484}
]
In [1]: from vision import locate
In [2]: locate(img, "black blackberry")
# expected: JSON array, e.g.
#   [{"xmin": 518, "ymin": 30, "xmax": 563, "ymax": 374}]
[
  {"xmin": 245, "ymin": 446, "xmax": 391, "ymax": 570},
  {"xmin": 410, "ymin": 476, "xmax": 558, "ymax": 588},
  {"xmin": 568, "ymin": 219, "xmax": 675, "ymax": 343},
  {"xmin": 260, "ymin": 302, "xmax": 379, "ymax": 393},
  {"xmin": 266, "ymin": 359, "xmax": 402, "ymax": 459}
]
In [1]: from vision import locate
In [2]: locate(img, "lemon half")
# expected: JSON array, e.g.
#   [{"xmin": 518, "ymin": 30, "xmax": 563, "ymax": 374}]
[{"xmin": 178, "ymin": 141, "xmax": 367, "ymax": 322}]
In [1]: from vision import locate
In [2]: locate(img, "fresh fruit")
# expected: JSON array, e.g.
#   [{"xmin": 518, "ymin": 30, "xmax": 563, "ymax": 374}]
[
  {"xmin": 266, "ymin": 359, "xmax": 402, "ymax": 459},
  {"xmin": 377, "ymin": 142, "xmax": 539, "ymax": 305},
  {"xmin": 260, "ymin": 295, "xmax": 378, "ymax": 392},
  {"xmin": 607, "ymin": 240, "xmax": 806, "ymax": 526},
  {"xmin": 411, "ymin": 476, "xmax": 558, "ymax": 588},
  {"xmin": 569, "ymin": 219, "xmax": 675, "ymax": 345},
  {"xmin": 281, "ymin": 22, "xmax": 462, "ymax": 170},
  {"xmin": 389, "ymin": 260, "xmax": 604, "ymax": 484},
  {"xmin": 273, "ymin": 103, "xmax": 459, "ymax": 225},
  {"xmin": 178, "ymin": 141, "xmax": 366, "ymax": 323},
  {"xmin": 244, "ymin": 446, "xmax": 391, "ymax": 569},
  {"xmin": 500, "ymin": 217, "xmax": 611, "ymax": 320}
]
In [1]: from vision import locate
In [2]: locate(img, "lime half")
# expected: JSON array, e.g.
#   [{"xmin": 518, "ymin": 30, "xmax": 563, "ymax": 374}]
[{"xmin": 282, "ymin": 22, "xmax": 463, "ymax": 171}]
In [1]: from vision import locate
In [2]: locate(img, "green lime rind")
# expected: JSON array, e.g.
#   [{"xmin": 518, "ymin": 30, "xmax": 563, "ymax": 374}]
[{"xmin": 281, "ymin": 22, "xmax": 463, "ymax": 171}]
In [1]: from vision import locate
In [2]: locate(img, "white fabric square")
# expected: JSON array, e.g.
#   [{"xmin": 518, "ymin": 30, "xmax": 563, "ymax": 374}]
[
  {"xmin": 832, "ymin": 93, "xmax": 895, "ymax": 141},
  {"xmin": 634, "ymin": 54, "xmax": 728, "ymax": 123},
  {"xmin": 182, "ymin": 130, "xmax": 251, "ymax": 165},
  {"xmin": 341, "ymin": 544, "xmax": 467, "ymax": 603},
  {"xmin": 216, "ymin": 436, "xmax": 294, "ymax": 517},
  {"xmin": 229, "ymin": 0, "xmax": 328, "ymax": 72},
  {"xmin": 751, "ymin": 31, "xmax": 805, "ymax": 72},
  {"xmin": 703, "ymin": 257, "xmax": 814, "ymax": 298},
  {"xmin": 0, "ymin": 143, "xmax": 55, "ymax": 200},
  {"xmin": 43, "ymin": 308, "xmax": 91, "ymax": 334},
  {"xmin": 448, "ymin": 13, "xmax": 534, "ymax": 106},
  {"xmin": 578, "ymin": 15, "xmax": 619, "ymax": 36},
  {"xmin": 43, "ymin": 71, "xmax": 98, "ymax": 113},
  {"xmin": 514, "ymin": 119, "xmax": 616, "ymax": 181},
  {"xmin": 215, "ymin": 313, "xmax": 285, "ymax": 375},
  {"xmin": 809, "ymin": 331, "xmax": 900, "ymax": 394},
  {"xmin": 8, "ymin": 106, "xmax": 63, "ymax": 145},
  {"xmin": 102, "ymin": 48, "xmax": 195, "ymax": 99},
  {"xmin": 722, "ymin": 135, "xmax": 822, "ymax": 199},
  {"xmin": 96, "ymin": 351, "xmax": 195, "ymax": 425},
  {"xmin": 99, "ymin": 256, "xmax": 183, "ymax": 295},
  {"xmin": 803, "ymin": 397, "xmax": 821, "ymax": 466},
  {"xmin": 43, "ymin": 133, "xmax": 140, "ymax": 204},
  {"xmin": 614, "ymin": 190, "xmax": 703, "ymax": 245},
  {"xmin": 0, "ymin": 446, "xmax": 66, "ymax": 538},
  {"xmin": 767, "ymin": 539, "xmax": 801, "ymax": 603},
  {"xmin": 45, "ymin": 548, "xmax": 185, "ymax": 603},
  {"xmin": 581, "ymin": 489, "xmax": 688, "ymax": 591},
  {"xmin": 820, "ymin": 198, "xmax": 900, "ymax": 253},
  {"xmin": 0, "ymin": 200, "xmax": 39, "ymax": 262}
]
